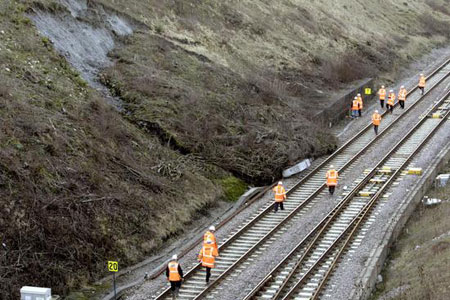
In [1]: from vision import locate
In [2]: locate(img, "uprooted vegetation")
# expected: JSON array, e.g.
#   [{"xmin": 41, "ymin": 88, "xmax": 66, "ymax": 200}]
[{"xmin": 2, "ymin": 0, "xmax": 450, "ymax": 298}]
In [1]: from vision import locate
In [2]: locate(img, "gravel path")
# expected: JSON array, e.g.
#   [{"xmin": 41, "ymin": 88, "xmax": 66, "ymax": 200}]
[{"xmin": 125, "ymin": 51, "xmax": 450, "ymax": 299}]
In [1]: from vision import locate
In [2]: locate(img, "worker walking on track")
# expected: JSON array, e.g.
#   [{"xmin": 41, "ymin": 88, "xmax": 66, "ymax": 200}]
[
  {"xmin": 166, "ymin": 254, "xmax": 183, "ymax": 299},
  {"xmin": 198, "ymin": 240, "xmax": 218, "ymax": 284},
  {"xmin": 356, "ymin": 93, "xmax": 363, "ymax": 117},
  {"xmin": 204, "ymin": 226, "xmax": 218, "ymax": 254},
  {"xmin": 387, "ymin": 90, "xmax": 395, "ymax": 113},
  {"xmin": 326, "ymin": 166, "xmax": 338, "ymax": 196},
  {"xmin": 378, "ymin": 85, "xmax": 386, "ymax": 108},
  {"xmin": 351, "ymin": 96, "xmax": 360, "ymax": 119},
  {"xmin": 372, "ymin": 110, "xmax": 381, "ymax": 135},
  {"xmin": 272, "ymin": 181, "xmax": 286, "ymax": 212},
  {"xmin": 418, "ymin": 73, "xmax": 426, "ymax": 95},
  {"xmin": 398, "ymin": 86, "xmax": 407, "ymax": 109}
]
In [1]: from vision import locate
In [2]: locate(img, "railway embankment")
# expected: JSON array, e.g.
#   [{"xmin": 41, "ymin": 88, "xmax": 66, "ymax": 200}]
[{"xmin": 368, "ymin": 159, "xmax": 450, "ymax": 299}]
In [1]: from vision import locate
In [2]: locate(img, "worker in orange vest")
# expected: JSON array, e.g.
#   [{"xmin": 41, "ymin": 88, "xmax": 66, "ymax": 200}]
[
  {"xmin": 272, "ymin": 181, "xmax": 286, "ymax": 212},
  {"xmin": 418, "ymin": 73, "xmax": 426, "ymax": 95},
  {"xmin": 326, "ymin": 166, "xmax": 338, "ymax": 195},
  {"xmin": 204, "ymin": 226, "xmax": 218, "ymax": 253},
  {"xmin": 372, "ymin": 110, "xmax": 381, "ymax": 135},
  {"xmin": 378, "ymin": 85, "xmax": 386, "ymax": 108},
  {"xmin": 198, "ymin": 240, "xmax": 219, "ymax": 284},
  {"xmin": 398, "ymin": 86, "xmax": 407, "ymax": 109},
  {"xmin": 387, "ymin": 90, "xmax": 395, "ymax": 114},
  {"xmin": 166, "ymin": 254, "xmax": 184, "ymax": 299},
  {"xmin": 356, "ymin": 93, "xmax": 363, "ymax": 117},
  {"xmin": 350, "ymin": 96, "xmax": 360, "ymax": 119}
]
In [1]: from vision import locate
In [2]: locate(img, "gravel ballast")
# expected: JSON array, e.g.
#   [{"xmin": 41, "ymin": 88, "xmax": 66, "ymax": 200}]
[{"xmin": 124, "ymin": 47, "xmax": 450, "ymax": 299}]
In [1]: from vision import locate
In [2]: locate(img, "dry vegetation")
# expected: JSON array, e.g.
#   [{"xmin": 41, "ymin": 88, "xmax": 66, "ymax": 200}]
[
  {"xmin": 0, "ymin": 1, "xmax": 225, "ymax": 298},
  {"xmin": 371, "ymin": 167, "xmax": 450, "ymax": 300},
  {"xmin": 2, "ymin": 0, "xmax": 450, "ymax": 298}
]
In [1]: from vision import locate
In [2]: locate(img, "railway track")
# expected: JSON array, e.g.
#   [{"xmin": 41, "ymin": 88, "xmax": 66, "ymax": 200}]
[
  {"xmin": 244, "ymin": 89, "xmax": 450, "ymax": 300},
  {"xmin": 152, "ymin": 59, "xmax": 450, "ymax": 300}
]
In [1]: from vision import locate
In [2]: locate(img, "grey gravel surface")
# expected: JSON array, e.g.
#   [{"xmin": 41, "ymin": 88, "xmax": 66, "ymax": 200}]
[{"xmin": 323, "ymin": 120, "xmax": 450, "ymax": 300}]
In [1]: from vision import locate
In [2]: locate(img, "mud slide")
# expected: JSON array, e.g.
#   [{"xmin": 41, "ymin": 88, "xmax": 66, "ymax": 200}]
[{"xmin": 29, "ymin": 0, "xmax": 135, "ymax": 109}]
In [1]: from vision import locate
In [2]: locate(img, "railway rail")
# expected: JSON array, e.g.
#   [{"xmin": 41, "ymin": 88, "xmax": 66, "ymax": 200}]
[
  {"xmin": 244, "ymin": 89, "xmax": 450, "ymax": 300},
  {"xmin": 152, "ymin": 59, "xmax": 450, "ymax": 300}
]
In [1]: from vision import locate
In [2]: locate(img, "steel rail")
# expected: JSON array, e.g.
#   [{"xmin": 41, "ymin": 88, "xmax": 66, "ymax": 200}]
[
  {"xmin": 309, "ymin": 88, "xmax": 450, "ymax": 300},
  {"xmin": 153, "ymin": 58, "xmax": 450, "ymax": 300},
  {"xmin": 187, "ymin": 58, "xmax": 450, "ymax": 300},
  {"xmin": 244, "ymin": 87, "xmax": 450, "ymax": 300},
  {"xmin": 279, "ymin": 89, "xmax": 450, "ymax": 300}
]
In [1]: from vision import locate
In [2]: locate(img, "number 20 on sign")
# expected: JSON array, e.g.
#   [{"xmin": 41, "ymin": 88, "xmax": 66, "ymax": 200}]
[
  {"xmin": 108, "ymin": 261, "xmax": 119, "ymax": 272},
  {"xmin": 108, "ymin": 261, "xmax": 119, "ymax": 299}
]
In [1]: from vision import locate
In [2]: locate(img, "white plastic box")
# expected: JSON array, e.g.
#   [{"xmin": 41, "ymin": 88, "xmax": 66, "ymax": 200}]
[
  {"xmin": 435, "ymin": 174, "xmax": 450, "ymax": 187},
  {"xmin": 20, "ymin": 286, "xmax": 51, "ymax": 300}
]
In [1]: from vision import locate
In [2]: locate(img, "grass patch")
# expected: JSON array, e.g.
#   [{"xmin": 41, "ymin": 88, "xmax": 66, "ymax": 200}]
[{"xmin": 218, "ymin": 176, "xmax": 248, "ymax": 202}]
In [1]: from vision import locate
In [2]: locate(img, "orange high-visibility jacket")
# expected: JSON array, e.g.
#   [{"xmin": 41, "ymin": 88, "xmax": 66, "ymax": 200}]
[
  {"xmin": 326, "ymin": 169, "xmax": 338, "ymax": 187},
  {"xmin": 198, "ymin": 245, "xmax": 219, "ymax": 268},
  {"xmin": 372, "ymin": 113, "xmax": 381, "ymax": 126},
  {"xmin": 168, "ymin": 261, "xmax": 181, "ymax": 281},
  {"xmin": 273, "ymin": 185, "xmax": 286, "ymax": 202},
  {"xmin": 204, "ymin": 231, "xmax": 218, "ymax": 252},
  {"xmin": 378, "ymin": 88, "xmax": 386, "ymax": 100},
  {"xmin": 419, "ymin": 76, "xmax": 426, "ymax": 88},
  {"xmin": 357, "ymin": 96, "xmax": 363, "ymax": 109},
  {"xmin": 398, "ymin": 88, "xmax": 407, "ymax": 101},
  {"xmin": 352, "ymin": 99, "xmax": 359, "ymax": 111},
  {"xmin": 387, "ymin": 93, "xmax": 395, "ymax": 106}
]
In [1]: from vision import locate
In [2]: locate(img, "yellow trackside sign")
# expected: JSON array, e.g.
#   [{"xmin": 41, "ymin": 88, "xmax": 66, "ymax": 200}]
[
  {"xmin": 108, "ymin": 261, "xmax": 119, "ymax": 272},
  {"xmin": 365, "ymin": 88, "xmax": 372, "ymax": 95}
]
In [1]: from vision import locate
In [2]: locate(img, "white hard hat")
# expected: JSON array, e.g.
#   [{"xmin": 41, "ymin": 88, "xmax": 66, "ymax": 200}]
[
  {"xmin": 330, "ymin": 165, "xmax": 334, "ymax": 169},
  {"xmin": 357, "ymin": 93, "xmax": 361, "ymax": 96},
  {"xmin": 390, "ymin": 89, "xmax": 394, "ymax": 92},
  {"xmin": 401, "ymin": 85, "xmax": 404, "ymax": 88},
  {"xmin": 420, "ymin": 73, "xmax": 424, "ymax": 76},
  {"xmin": 381, "ymin": 85, "xmax": 385, "ymax": 88},
  {"xmin": 375, "ymin": 110, "xmax": 378, "ymax": 113},
  {"xmin": 172, "ymin": 254, "xmax": 178, "ymax": 260},
  {"xmin": 354, "ymin": 96, "xmax": 357, "ymax": 99},
  {"xmin": 209, "ymin": 225, "xmax": 215, "ymax": 231},
  {"xmin": 278, "ymin": 181, "xmax": 283, "ymax": 185}
]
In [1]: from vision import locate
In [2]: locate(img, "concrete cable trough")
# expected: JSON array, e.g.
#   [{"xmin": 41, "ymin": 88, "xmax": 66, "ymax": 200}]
[{"xmin": 151, "ymin": 60, "xmax": 450, "ymax": 300}]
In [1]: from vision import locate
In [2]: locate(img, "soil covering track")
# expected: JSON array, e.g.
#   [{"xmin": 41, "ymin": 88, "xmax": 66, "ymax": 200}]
[{"xmin": 151, "ymin": 60, "xmax": 450, "ymax": 300}]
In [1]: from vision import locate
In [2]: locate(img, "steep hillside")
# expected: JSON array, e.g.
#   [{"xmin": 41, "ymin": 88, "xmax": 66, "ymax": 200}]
[
  {"xmin": 98, "ymin": 0, "xmax": 450, "ymax": 183},
  {"xmin": 1, "ymin": 0, "xmax": 450, "ymax": 298},
  {"xmin": 0, "ymin": 1, "xmax": 224, "ymax": 298}
]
